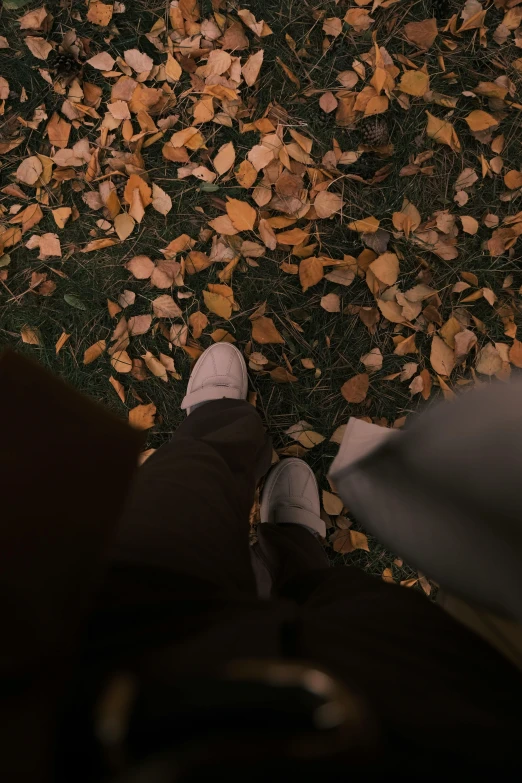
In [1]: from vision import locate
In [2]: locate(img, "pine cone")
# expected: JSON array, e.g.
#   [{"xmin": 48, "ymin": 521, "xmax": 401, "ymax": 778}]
[
  {"xmin": 53, "ymin": 52, "xmax": 80, "ymax": 76},
  {"xmin": 360, "ymin": 116, "xmax": 389, "ymax": 147},
  {"xmin": 431, "ymin": 0, "xmax": 452, "ymax": 20}
]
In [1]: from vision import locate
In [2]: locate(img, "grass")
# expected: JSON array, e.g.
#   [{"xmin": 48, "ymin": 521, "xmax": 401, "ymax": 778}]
[{"xmin": 1, "ymin": 0, "xmax": 522, "ymax": 592}]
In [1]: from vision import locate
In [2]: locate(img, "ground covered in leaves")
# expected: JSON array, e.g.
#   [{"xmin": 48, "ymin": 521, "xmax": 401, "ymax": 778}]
[{"xmin": 2, "ymin": 0, "xmax": 522, "ymax": 591}]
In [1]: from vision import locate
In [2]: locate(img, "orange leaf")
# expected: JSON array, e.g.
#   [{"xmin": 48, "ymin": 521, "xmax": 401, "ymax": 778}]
[
  {"xmin": 83, "ymin": 339, "xmax": 106, "ymax": 365},
  {"xmin": 299, "ymin": 256, "xmax": 324, "ymax": 292},
  {"xmin": 124, "ymin": 174, "xmax": 152, "ymax": 207},
  {"xmin": 430, "ymin": 335, "xmax": 455, "ymax": 376},
  {"xmin": 465, "ymin": 110, "xmax": 499, "ymax": 132},
  {"xmin": 341, "ymin": 373, "xmax": 369, "ymax": 403},
  {"xmin": 251, "ymin": 316, "xmax": 285, "ymax": 344},
  {"xmin": 225, "ymin": 197, "xmax": 256, "ymax": 231},
  {"xmin": 425, "ymin": 111, "xmax": 461, "ymax": 153},
  {"xmin": 504, "ymin": 170, "xmax": 522, "ymax": 190}
]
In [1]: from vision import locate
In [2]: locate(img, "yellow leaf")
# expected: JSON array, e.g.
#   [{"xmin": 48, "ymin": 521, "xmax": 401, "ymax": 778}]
[
  {"xmin": 203, "ymin": 290, "xmax": 233, "ymax": 319},
  {"xmin": 425, "ymin": 111, "xmax": 461, "ymax": 153},
  {"xmin": 364, "ymin": 94, "xmax": 388, "ymax": 115},
  {"xmin": 398, "ymin": 69, "xmax": 429, "ymax": 97},
  {"xmin": 225, "ymin": 197, "xmax": 256, "ymax": 231},
  {"xmin": 465, "ymin": 110, "xmax": 499, "ymax": 132}
]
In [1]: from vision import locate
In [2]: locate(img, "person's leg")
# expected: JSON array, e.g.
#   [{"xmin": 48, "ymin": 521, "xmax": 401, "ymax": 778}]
[
  {"xmin": 111, "ymin": 345, "xmax": 272, "ymax": 596},
  {"xmin": 253, "ymin": 458, "xmax": 330, "ymax": 597}
]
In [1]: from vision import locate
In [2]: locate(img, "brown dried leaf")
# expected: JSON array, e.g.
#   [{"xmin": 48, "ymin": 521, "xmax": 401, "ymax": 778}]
[
  {"xmin": 251, "ymin": 316, "xmax": 285, "ymax": 345},
  {"xmin": 475, "ymin": 343, "xmax": 502, "ymax": 376},
  {"xmin": 87, "ymin": 2, "xmax": 114, "ymax": 26},
  {"xmin": 296, "ymin": 254, "xmax": 324, "ymax": 292},
  {"xmin": 341, "ymin": 373, "xmax": 369, "ymax": 403},
  {"xmin": 128, "ymin": 314, "xmax": 152, "ymax": 336},
  {"xmin": 426, "ymin": 111, "xmax": 461, "ymax": 153},
  {"xmin": 404, "ymin": 18, "xmax": 438, "ymax": 49},
  {"xmin": 320, "ymin": 293, "xmax": 341, "ymax": 313},
  {"xmin": 203, "ymin": 290, "xmax": 232, "ymax": 319}
]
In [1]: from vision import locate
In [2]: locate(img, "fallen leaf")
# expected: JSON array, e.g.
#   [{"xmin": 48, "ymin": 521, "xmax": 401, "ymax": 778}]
[
  {"xmin": 404, "ymin": 18, "xmax": 438, "ymax": 49},
  {"xmin": 21, "ymin": 325, "xmax": 41, "ymax": 346},
  {"xmin": 46, "ymin": 113, "xmax": 71, "ymax": 148},
  {"xmin": 369, "ymin": 252, "xmax": 399, "ymax": 286},
  {"xmin": 26, "ymin": 232, "xmax": 61, "ymax": 259},
  {"xmin": 460, "ymin": 215, "xmax": 479, "ymax": 234},
  {"xmin": 129, "ymin": 403, "xmax": 156, "ymax": 430},
  {"xmin": 251, "ymin": 316, "xmax": 285, "ymax": 344},
  {"xmin": 126, "ymin": 255, "xmax": 154, "ymax": 279},
  {"xmin": 214, "ymin": 141, "xmax": 236, "ymax": 175},
  {"xmin": 226, "ymin": 198, "xmax": 256, "ymax": 231},
  {"xmin": 142, "ymin": 350, "xmax": 168, "ymax": 381},
  {"xmin": 361, "ymin": 347, "xmax": 383, "ymax": 373},
  {"xmin": 87, "ymin": 51, "xmax": 115, "ymax": 70},
  {"xmin": 504, "ymin": 170, "xmax": 522, "ymax": 190},
  {"xmin": 84, "ymin": 339, "xmax": 106, "ymax": 365},
  {"xmin": 341, "ymin": 373, "xmax": 369, "ymax": 403},
  {"xmin": 475, "ymin": 342, "xmax": 502, "ymax": 376},
  {"xmin": 189, "ymin": 310, "xmax": 209, "ymax": 338},
  {"xmin": 124, "ymin": 48, "xmax": 153, "ymax": 73},
  {"xmin": 52, "ymin": 207, "xmax": 72, "ymax": 229},
  {"xmin": 128, "ymin": 314, "xmax": 152, "ymax": 336},
  {"xmin": 347, "ymin": 216, "xmax": 380, "ymax": 233},
  {"xmin": 25, "ymin": 36, "xmax": 52, "ymax": 60},
  {"xmin": 319, "ymin": 92, "xmax": 338, "ymax": 113},
  {"xmin": 114, "ymin": 212, "xmax": 135, "ymax": 240},
  {"xmin": 242, "ymin": 49, "xmax": 264, "ymax": 86},
  {"xmin": 320, "ymin": 293, "xmax": 341, "ymax": 312},
  {"xmin": 16, "ymin": 156, "xmax": 43, "ymax": 186},
  {"xmin": 299, "ymin": 257, "xmax": 324, "ymax": 292},
  {"xmin": 152, "ymin": 294, "xmax": 182, "ymax": 318},
  {"xmin": 323, "ymin": 490, "xmax": 344, "ymax": 516},
  {"xmin": 426, "ymin": 111, "xmax": 461, "ymax": 153},
  {"xmin": 87, "ymin": 1, "xmax": 113, "ymax": 26},
  {"xmin": 430, "ymin": 335, "xmax": 455, "ymax": 376},
  {"xmin": 465, "ymin": 110, "xmax": 499, "ymax": 132},
  {"xmin": 399, "ymin": 70, "xmax": 429, "ymax": 97},
  {"xmin": 314, "ymin": 191, "xmax": 343, "ymax": 219},
  {"xmin": 203, "ymin": 289, "xmax": 232, "ymax": 319}
]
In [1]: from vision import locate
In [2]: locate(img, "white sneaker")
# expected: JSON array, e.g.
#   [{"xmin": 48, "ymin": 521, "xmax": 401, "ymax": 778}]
[
  {"xmin": 181, "ymin": 342, "xmax": 248, "ymax": 415},
  {"xmin": 260, "ymin": 458, "xmax": 326, "ymax": 538}
]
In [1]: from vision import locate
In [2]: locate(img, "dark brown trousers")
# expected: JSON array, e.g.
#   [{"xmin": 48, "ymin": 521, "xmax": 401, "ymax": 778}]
[{"xmin": 71, "ymin": 398, "xmax": 522, "ymax": 774}]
